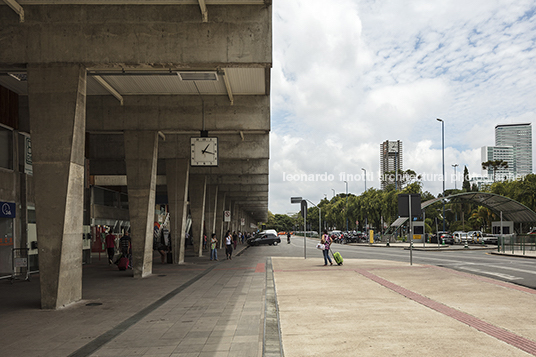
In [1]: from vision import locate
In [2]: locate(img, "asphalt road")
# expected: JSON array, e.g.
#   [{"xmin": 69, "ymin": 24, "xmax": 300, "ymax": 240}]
[{"xmin": 245, "ymin": 237, "xmax": 536, "ymax": 290}]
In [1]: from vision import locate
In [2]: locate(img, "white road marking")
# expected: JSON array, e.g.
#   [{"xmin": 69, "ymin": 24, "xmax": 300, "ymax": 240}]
[{"xmin": 457, "ymin": 266, "xmax": 523, "ymax": 280}]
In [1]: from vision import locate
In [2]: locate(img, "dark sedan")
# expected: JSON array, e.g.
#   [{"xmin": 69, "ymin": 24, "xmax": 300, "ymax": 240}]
[
  {"xmin": 247, "ymin": 232, "xmax": 281, "ymax": 246},
  {"xmin": 430, "ymin": 232, "xmax": 454, "ymax": 244}
]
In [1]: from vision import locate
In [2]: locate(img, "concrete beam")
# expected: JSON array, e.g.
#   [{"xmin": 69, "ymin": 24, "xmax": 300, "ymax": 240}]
[
  {"xmin": 189, "ymin": 159, "xmax": 268, "ymax": 175},
  {"xmin": 92, "ymin": 174, "xmax": 269, "ymax": 186},
  {"xmin": 206, "ymin": 174, "xmax": 268, "ymax": 185},
  {"xmin": 0, "ymin": 5, "xmax": 272, "ymax": 65},
  {"xmin": 86, "ymin": 95, "xmax": 269, "ymax": 132},
  {"xmin": 217, "ymin": 184, "xmax": 268, "ymax": 192}
]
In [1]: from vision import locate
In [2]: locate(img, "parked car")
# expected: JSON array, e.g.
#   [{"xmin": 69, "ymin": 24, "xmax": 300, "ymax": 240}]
[
  {"xmin": 247, "ymin": 231, "xmax": 281, "ymax": 246},
  {"xmin": 430, "ymin": 231, "xmax": 454, "ymax": 244},
  {"xmin": 467, "ymin": 231, "xmax": 483, "ymax": 243},
  {"xmin": 481, "ymin": 234, "xmax": 498, "ymax": 245},
  {"xmin": 452, "ymin": 231, "xmax": 469, "ymax": 244}
]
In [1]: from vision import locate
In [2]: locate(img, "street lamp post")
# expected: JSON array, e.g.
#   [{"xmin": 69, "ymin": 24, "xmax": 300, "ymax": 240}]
[
  {"xmin": 362, "ymin": 168, "xmax": 367, "ymax": 231},
  {"xmin": 452, "ymin": 163, "xmax": 458, "ymax": 190},
  {"xmin": 344, "ymin": 181, "xmax": 348, "ymax": 232},
  {"xmin": 437, "ymin": 118, "xmax": 446, "ymax": 233}
]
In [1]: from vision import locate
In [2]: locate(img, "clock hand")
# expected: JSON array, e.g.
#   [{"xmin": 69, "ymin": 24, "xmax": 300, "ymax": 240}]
[
  {"xmin": 201, "ymin": 144, "xmax": 210, "ymax": 154},
  {"xmin": 204, "ymin": 151, "xmax": 214, "ymax": 155}
]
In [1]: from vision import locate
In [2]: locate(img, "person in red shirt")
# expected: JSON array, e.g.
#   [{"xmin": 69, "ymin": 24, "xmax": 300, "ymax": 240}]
[{"xmin": 105, "ymin": 231, "xmax": 116, "ymax": 264}]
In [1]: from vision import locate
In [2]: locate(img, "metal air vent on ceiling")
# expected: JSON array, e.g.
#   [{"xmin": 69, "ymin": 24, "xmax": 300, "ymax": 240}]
[
  {"xmin": 177, "ymin": 71, "xmax": 218, "ymax": 81},
  {"xmin": 8, "ymin": 73, "xmax": 27, "ymax": 81}
]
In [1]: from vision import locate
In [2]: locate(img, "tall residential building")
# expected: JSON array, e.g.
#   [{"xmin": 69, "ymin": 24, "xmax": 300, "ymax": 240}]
[
  {"xmin": 495, "ymin": 123, "xmax": 532, "ymax": 177},
  {"xmin": 380, "ymin": 140, "xmax": 403, "ymax": 190},
  {"xmin": 481, "ymin": 146, "xmax": 514, "ymax": 180}
]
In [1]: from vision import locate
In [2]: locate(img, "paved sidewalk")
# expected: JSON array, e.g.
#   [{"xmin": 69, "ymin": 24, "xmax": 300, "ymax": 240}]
[
  {"xmin": 274, "ymin": 257, "xmax": 536, "ymax": 356},
  {"xmin": 2, "ymin": 243, "xmax": 536, "ymax": 356}
]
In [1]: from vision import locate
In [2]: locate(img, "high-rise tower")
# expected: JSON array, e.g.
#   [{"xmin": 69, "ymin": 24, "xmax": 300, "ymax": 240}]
[{"xmin": 380, "ymin": 140, "xmax": 403, "ymax": 190}]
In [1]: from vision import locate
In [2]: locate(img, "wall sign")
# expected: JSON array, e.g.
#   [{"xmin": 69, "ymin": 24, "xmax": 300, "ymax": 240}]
[{"xmin": 0, "ymin": 202, "xmax": 15, "ymax": 218}]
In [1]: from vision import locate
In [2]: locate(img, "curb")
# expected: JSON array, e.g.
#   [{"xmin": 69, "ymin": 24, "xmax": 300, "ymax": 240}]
[{"xmin": 490, "ymin": 252, "xmax": 536, "ymax": 259}]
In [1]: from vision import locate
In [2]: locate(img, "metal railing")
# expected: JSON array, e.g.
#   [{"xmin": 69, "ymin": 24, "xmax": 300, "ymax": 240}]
[{"xmin": 498, "ymin": 234, "xmax": 536, "ymax": 255}]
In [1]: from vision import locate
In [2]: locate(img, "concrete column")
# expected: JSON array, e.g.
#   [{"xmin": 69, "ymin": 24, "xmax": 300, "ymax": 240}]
[
  {"xmin": 232, "ymin": 202, "xmax": 239, "ymax": 233},
  {"xmin": 225, "ymin": 198, "xmax": 232, "ymax": 240},
  {"xmin": 27, "ymin": 64, "xmax": 87, "ymax": 309},
  {"xmin": 204, "ymin": 185, "xmax": 218, "ymax": 237},
  {"xmin": 124, "ymin": 131, "xmax": 158, "ymax": 278},
  {"xmin": 216, "ymin": 191, "xmax": 226, "ymax": 248},
  {"xmin": 165, "ymin": 158, "xmax": 189, "ymax": 264},
  {"xmin": 189, "ymin": 174, "xmax": 206, "ymax": 257}
]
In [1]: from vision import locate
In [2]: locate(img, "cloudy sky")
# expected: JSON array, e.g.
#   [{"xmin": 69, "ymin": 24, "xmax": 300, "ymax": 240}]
[{"xmin": 268, "ymin": 0, "xmax": 536, "ymax": 214}]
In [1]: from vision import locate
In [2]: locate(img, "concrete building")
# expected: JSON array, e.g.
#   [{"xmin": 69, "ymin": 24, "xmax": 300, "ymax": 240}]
[
  {"xmin": 495, "ymin": 123, "xmax": 533, "ymax": 177},
  {"xmin": 380, "ymin": 140, "xmax": 403, "ymax": 190},
  {"xmin": 0, "ymin": 1, "xmax": 272, "ymax": 309},
  {"xmin": 481, "ymin": 145, "xmax": 514, "ymax": 180}
]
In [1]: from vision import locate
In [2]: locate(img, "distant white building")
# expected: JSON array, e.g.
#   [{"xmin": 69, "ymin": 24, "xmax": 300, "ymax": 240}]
[
  {"xmin": 481, "ymin": 146, "xmax": 514, "ymax": 180},
  {"xmin": 495, "ymin": 123, "xmax": 532, "ymax": 177},
  {"xmin": 480, "ymin": 123, "xmax": 533, "ymax": 181}
]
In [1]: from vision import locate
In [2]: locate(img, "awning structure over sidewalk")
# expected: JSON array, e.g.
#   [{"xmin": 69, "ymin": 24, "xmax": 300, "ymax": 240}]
[
  {"xmin": 422, "ymin": 192, "xmax": 536, "ymax": 223},
  {"xmin": 385, "ymin": 192, "xmax": 536, "ymax": 235}
]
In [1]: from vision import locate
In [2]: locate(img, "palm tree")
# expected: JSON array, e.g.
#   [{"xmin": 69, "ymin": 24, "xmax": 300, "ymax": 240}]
[{"xmin": 482, "ymin": 160, "xmax": 509, "ymax": 182}]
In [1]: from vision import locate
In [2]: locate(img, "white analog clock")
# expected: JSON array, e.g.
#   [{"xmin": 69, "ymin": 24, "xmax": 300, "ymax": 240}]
[
  {"xmin": 191, "ymin": 137, "xmax": 218, "ymax": 166},
  {"xmin": 388, "ymin": 141, "xmax": 398, "ymax": 153}
]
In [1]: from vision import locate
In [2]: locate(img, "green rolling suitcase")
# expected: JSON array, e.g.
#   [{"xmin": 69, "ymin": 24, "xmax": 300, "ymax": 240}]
[{"xmin": 332, "ymin": 251, "xmax": 343, "ymax": 265}]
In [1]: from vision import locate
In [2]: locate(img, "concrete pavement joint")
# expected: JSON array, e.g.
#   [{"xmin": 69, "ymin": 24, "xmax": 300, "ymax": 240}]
[
  {"xmin": 356, "ymin": 268, "xmax": 536, "ymax": 356},
  {"xmin": 67, "ymin": 263, "xmax": 220, "ymax": 357},
  {"xmin": 263, "ymin": 257, "xmax": 284, "ymax": 357}
]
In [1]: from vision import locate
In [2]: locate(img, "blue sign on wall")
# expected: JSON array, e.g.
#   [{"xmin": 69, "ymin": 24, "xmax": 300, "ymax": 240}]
[{"xmin": 0, "ymin": 202, "xmax": 16, "ymax": 218}]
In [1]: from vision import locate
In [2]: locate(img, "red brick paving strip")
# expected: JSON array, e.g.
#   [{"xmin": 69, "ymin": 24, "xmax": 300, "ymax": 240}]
[
  {"xmin": 356, "ymin": 268, "xmax": 536, "ymax": 356},
  {"xmin": 255, "ymin": 263, "xmax": 266, "ymax": 273}
]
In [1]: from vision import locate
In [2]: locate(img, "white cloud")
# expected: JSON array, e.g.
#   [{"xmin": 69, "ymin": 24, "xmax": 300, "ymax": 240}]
[{"xmin": 269, "ymin": 0, "xmax": 536, "ymax": 214}]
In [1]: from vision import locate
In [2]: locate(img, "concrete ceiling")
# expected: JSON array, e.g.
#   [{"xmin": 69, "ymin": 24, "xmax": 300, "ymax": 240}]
[{"xmin": 0, "ymin": 0, "xmax": 271, "ymax": 222}]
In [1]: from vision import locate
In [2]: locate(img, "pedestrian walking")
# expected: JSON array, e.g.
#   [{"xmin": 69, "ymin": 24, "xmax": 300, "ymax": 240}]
[
  {"xmin": 210, "ymin": 233, "xmax": 218, "ymax": 261},
  {"xmin": 105, "ymin": 230, "xmax": 116, "ymax": 264},
  {"xmin": 118, "ymin": 229, "xmax": 132, "ymax": 269},
  {"xmin": 232, "ymin": 231, "xmax": 238, "ymax": 249},
  {"xmin": 225, "ymin": 231, "xmax": 233, "ymax": 260},
  {"xmin": 156, "ymin": 230, "xmax": 169, "ymax": 264},
  {"xmin": 321, "ymin": 230, "xmax": 333, "ymax": 266}
]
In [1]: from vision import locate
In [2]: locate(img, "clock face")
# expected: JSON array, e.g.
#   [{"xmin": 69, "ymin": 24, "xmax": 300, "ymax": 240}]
[
  {"xmin": 388, "ymin": 142, "xmax": 398, "ymax": 153},
  {"xmin": 191, "ymin": 137, "xmax": 218, "ymax": 166}
]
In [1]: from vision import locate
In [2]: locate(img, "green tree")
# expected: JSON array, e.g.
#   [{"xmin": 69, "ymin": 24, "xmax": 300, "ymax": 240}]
[
  {"xmin": 482, "ymin": 160, "xmax": 509, "ymax": 182},
  {"xmin": 381, "ymin": 169, "xmax": 422, "ymax": 191},
  {"xmin": 462, "ymin": 165, "xmax": 470, "ymax": 192}
]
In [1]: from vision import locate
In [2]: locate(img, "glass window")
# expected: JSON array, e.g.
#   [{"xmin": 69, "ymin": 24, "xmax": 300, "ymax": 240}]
[{"xmin": 0, "ymin": 126, "xmax": 13, "ymax": 170}]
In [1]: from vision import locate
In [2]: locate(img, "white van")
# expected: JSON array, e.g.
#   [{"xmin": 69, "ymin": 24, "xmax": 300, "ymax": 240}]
[{"xmin": 452, "ymin": 231, "xmax": 468, "ymax": 244}]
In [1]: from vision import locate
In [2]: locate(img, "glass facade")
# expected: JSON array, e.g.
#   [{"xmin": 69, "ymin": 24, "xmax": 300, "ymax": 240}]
[{"xmin": 495, "ymin": 123, "xmax": 532, "ymax": 176}]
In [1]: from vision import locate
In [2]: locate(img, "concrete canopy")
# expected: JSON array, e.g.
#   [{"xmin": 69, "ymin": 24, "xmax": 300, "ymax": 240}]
[{"xmin": 1, "ymin": 1, "xmax": 271, "ymax": 222}]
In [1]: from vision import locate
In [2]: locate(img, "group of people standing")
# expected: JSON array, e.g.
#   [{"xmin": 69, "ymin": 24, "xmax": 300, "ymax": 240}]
[{"xmin": 105, "ymin": 229, "xmax": 132, "ymax": 269}]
